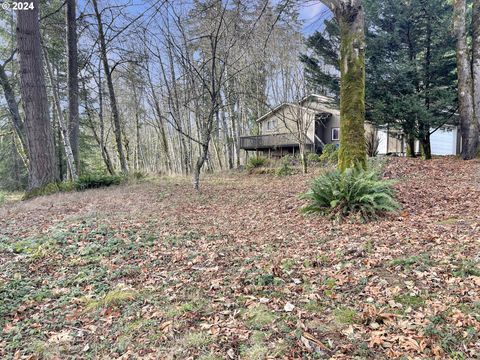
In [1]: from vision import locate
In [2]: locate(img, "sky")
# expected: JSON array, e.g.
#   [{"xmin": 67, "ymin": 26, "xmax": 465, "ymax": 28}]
[
  {"xmin": 298, "ymin": 1, "xmax": 331, "ymax": 35},
  {"xmin": 74, "ymin": 0, "xmax": 331, "ymax": 36}
]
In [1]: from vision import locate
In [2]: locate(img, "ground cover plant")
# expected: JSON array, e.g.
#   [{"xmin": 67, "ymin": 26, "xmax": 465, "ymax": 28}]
[
  {"xmin": 301, "ymin": 167, "xmax": 399, "ymax": 222},
  {"xmin": 0, "ymin": 157, "xmax": 479, "ymax": 359}
]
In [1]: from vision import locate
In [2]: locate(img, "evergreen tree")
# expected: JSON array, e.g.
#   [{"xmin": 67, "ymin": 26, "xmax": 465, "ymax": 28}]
[{"xmin": 301, "ymin": 0, "xmax": 457, "ymax": 159}]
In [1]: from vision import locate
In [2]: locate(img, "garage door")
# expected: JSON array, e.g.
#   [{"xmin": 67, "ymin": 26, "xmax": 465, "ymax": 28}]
[
  {"xmin": 430, "ymin": 127, "xmax": 457, "ymax": 155},
  {"xmin": 377, "ymin": 130, "xmax": 388, "ymax": 155}
]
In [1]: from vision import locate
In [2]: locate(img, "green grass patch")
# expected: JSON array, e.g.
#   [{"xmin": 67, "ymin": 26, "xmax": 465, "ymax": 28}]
[
  {"xmin": 334, "ymin": 307, "xmax": 359, "ymax": 325},
  {"xmin": 425, "ymin": 313, "xmax": 477, "ymax": 357},
  {"xmin": 84, "ymin": 287, "xmax": 140, "ymax": 311},
  {"xmin": 394, "ymin": 294, "xmax": 425, "ymax": 309},
  {"xmin": 197, "ymin": 353, "xmax": 223, "ymax": 360},
  {"xmin": 183, "ymin": 331, "xmax": 213, "ymax": 348},
  {"xmin": 390, "ymin": 254, "xmax": 432, "ymax": 271},
  {"xmin": 437, "ymin": 217, "xmax": 459, "ymax": 225},
  {"xmin": 10, "ymin": 238, "xmax": 58, "ymax": 259},
  {"xmin": 303, "ymin": 300, "xmax": 324, "ymax": 314},
  {"xmin": 240, "ymin": 330, "xmax": 270, "ymax": 360},
  {"xmin": 281, "ymin": 258, "xmax": 295, "ymax": 272},
  {"xmin": 240, "ymin": 343, "xmax": 269, "ymax": 360},
  {"xmin": 244, "ymin": 305, "xmax": 277, "ymax": 330},
  {"xmin": 452, "ymin": 261, "xmax": 480, "ymax": 278}
]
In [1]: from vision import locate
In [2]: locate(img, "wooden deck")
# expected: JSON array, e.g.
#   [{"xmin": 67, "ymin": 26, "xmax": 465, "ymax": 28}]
[{"xmin": 239, "ymin": 133, "xmax": 312, "ymax": 150}]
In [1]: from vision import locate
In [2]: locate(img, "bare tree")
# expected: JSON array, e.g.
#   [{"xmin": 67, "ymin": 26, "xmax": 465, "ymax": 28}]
[
  {"xmin": 0, "ymin": 53, "xmax": 28, "ymax": 160},
  {"xmin": 66, "ymin": 0, "xmax": 80, "ymax": 172},
  {"xmin": 91, "ymin": 0, "xmax": 129, "ymax": 174},
  {"xmin": 43, "ymin": 43, "xmax": 78, "ymax": 180},
  {"xmin": 82, "ymin": 64, "xmax": 115, "ymax": 175}
]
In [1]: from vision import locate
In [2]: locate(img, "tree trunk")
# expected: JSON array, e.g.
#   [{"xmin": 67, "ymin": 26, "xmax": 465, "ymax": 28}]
[
  {"xmin": 43, "ymin": 45, "xmax": 78, "ymax": 180},
  {"xmin": 406, "ymin": 134, "xmax": 416, "ymax": 158},
  {"xmin": 422, "ymin": 14, "xmax": 432, "ymax": 161},
  {"xmin": 299, "ymin": 142, "xmax": 308, "ymax": 174},
  {"xmin": 193, "ymin": 142, "xmax": 209, "ymax": 191},
  {"xmin": 54, "ymin": 111, "xmax": 64, "ymax": 179},
  {"xmin": 473, "ymin": 0, "xmax": 480, "ymax": 129},
  {"xmin": 420, "ymin": 133, "xmax": 432, "ymax": 160},
  {"xmin": 146, "ymin": 67, "xmax": 172, "ymax": 173},
  {"xmin": 0, "ymin": 63, "xmax": 28, "ymax": 158},
  {"xmin": 419, "ymin": 122, "xmax": 432, "ymax": 160},
  {"xmin": 16, "ymin": 0, "xmax": 59, "ymax": 191},
  {"xmin": 135, "ymin": 105, "xmax": 141, "ymax": 172},
  {"xmin": 66, "ymin": 0, "xmax": 80, "ymax": 173},
  {"xmin": 92, "ymin": 0, "xmax": 129, "ymax": 174},
  {"xmin": 454, "ymin": 0, "xmax": 479, "ymax": 159},
  {"xmin": 335, "ymin": 1, "xmax": 367, "ymax": 171}
]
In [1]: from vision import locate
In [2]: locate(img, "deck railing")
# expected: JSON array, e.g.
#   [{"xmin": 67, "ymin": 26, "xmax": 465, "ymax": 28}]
[{"xmin": 239, "ymin": 132, "xmax": 311, "ymax": 149}]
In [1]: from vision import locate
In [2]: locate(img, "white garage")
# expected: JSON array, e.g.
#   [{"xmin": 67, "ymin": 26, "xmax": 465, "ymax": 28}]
[
  {"xmin": 377, "ymin": 129, "xmax": 388, "ymax": 155},
  {"xmin": 430, "ymin": 127, "xmax": 458, "ymax": 155}
]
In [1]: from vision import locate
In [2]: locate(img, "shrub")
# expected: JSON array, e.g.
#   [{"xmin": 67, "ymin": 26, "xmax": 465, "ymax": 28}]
[
  {"xmin": 246, "ymin": 156, "xmax": 268, "ymax": 171},
  {"xmin": 132, "ymin": 171, "xmax": 147, "ymax": 180},
  {"xmin": 300, "ymin": 168, "xmax": 399, "ymax": 222},
  {"xmin": 319, "ymin": 144, "xmax": 338, "ymax": 165},
  {"xmin": 58, "ymin": 181, "xmax": 76, "ymax": 192},
  {"xmin": 307, "ymin": 152, "xmax": 321, "ymax": 164},
  {"xmin": 0, "ymin": 192, "xmax": 5, "ymax": 206},
  {"xmin": 24, "ymin": 182, "xmax": 63, "ymax": 199},
  {"xmin": 74, "ymin": 174, "xmax": 122, "ymax": 191},
  {"xmin": 367, "ymin": 157, "xmax": 388, "ymax": 176},
  {"xmin": 276, "ymin": 155, "xmax": 293, "ymax": 177},
  {"xmin": 365, "ymin": 131, "xmax": 380, "ymax": 157}
]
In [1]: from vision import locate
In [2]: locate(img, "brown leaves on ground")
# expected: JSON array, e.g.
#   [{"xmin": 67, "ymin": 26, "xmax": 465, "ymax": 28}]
[{"xmin": 0, "ymin": 157, "xmax": 479, "ymax": 359}]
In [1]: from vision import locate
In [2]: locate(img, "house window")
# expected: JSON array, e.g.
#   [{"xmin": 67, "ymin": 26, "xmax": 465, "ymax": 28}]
[
  {"xmin": 267, "ymin": 119, "xmax": 277, "ymax": 131},
  {"xmin": 331, "ymin": 127, "xmax": 340, "ymax": 141}
]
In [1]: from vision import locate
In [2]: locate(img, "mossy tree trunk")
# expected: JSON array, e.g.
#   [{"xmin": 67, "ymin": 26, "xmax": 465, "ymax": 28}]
[
  {"xmin": 453, "ymin": 0, "xmax": 479, "ymax": 159},
  {"xmin": 332, "ymin": 1, "xmax": 367, "ymax": 171},
  {"xmin": 473, "ymin": 0, "xmax": 480, "ymax": 135},
  {"xmin": 406, "ymin": 134, "xmax": 416, "ymax": 158}
]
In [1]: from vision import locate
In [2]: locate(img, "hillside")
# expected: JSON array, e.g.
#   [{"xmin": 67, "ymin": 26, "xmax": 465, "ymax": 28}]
[{"xmin": 1, "ymin": 157, "xmax": 479, "ymax": 359}]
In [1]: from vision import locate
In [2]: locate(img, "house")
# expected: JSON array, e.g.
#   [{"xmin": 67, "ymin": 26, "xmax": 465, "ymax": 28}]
[{"xmin": 239, "ymin": 94, "xmax": 460, "ymax": 157}]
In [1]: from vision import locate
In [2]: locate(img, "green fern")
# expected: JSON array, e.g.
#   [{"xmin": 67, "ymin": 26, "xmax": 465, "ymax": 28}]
[
  {"xmin": 300, "ymin": 168, "xmax": 399, "ymax": 222},
  {"xmin": 319, "ymin": 144, "xmax": 338, "ymax": 165},
  {"xmin": 246, "ymin": 156, "xmax": 268, "ymax": 171}
]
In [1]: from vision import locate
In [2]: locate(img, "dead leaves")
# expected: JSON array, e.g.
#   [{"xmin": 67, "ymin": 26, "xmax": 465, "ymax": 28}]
[
  {"xmin": 301, "ymin": 331, "xmax": 329, "ymax": 354},
  {"xmin": 1, "ymin": 158, "xmax": 480, "ymax": 358}
]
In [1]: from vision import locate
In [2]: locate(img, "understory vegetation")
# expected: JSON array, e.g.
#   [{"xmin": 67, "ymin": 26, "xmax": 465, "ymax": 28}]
[
  {"xmin": 23, "ymin": 174, "xmax": 124, "ymax": 199},
  {"xmin": 246, "ymin": 156, "xmax": 268, "ymax": 172},
  {"xmin": 1, "ymin": 157, "xmax": 479, "ymax": 359},
  {"xmin": 319, "ymin": 144, "xmax": 339, "ymax": 165},
  {"xmin": 301, "ymin": 167, "xmax": 399, "ymax": 222}
]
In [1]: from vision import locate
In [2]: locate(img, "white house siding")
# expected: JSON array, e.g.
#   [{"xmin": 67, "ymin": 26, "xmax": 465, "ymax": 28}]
[
  {"xmin": 260, "ymin": 105, "xmax": 316, "ymax": 144},
  {"xmin": 430, "ymin": 127, "xmax": 458, "ymax": 155},
  {"xmin": 377, "ymin": 130, "xmax": 388, "ymax": 154}
]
